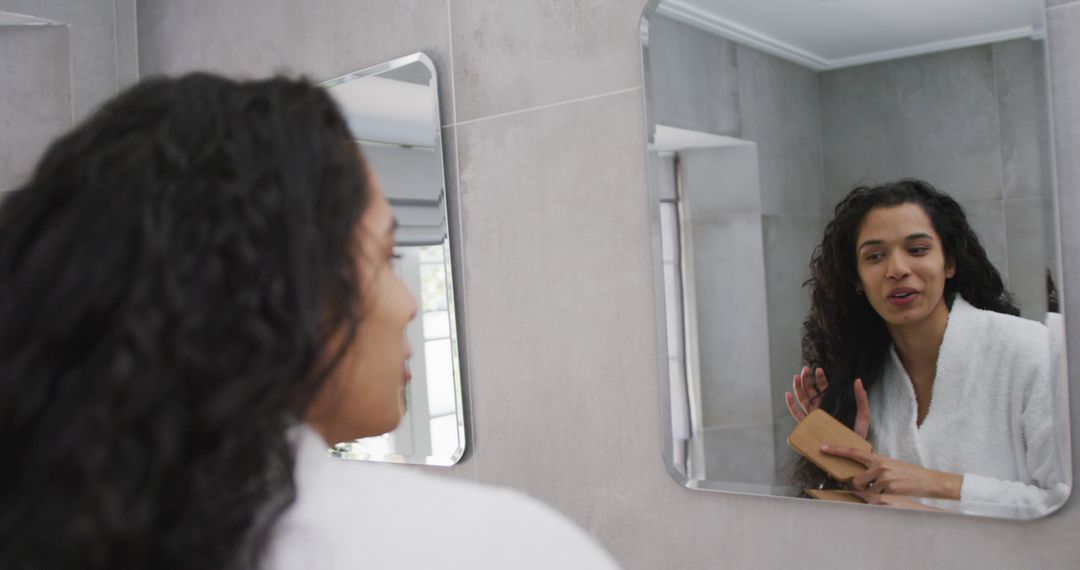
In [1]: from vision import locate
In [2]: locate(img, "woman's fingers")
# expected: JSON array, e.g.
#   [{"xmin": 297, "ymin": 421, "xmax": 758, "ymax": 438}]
[
  {"xmin": 813, "ymin": 368, "xmax": 828, "ymax": 400},
  {"xmin": 820, "ymin": 445, "xmax": 875, "ymax": 466},
  {"xmin": 790, "ymin": 366, "xmax": 831, "ymax": 418},
  {"xmin": 792, "ymin": 368, "xmax": 811, "ymax": 412},
  {"xmin": 853, "ymin": 377, "xmax": 871, "ymax": 439},
  {"xmin": 851, "ymin": 470, "xmax": 878, "ymax": 492},
  {"xmin": 785, "ymin": 391, "xmax": 806, "ymax": 422}
]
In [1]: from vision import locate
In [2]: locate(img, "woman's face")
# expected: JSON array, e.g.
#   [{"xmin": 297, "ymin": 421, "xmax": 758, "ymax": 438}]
[
  {"xmin": 854, "ymin": 203, "xmax": 955, "ymax": 329},
  {"xmin": 307, "ymin": 172, "xmax": 418, "ymax": 445}
]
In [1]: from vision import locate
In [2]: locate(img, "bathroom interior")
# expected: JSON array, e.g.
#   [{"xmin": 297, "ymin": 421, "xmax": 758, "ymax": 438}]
[{"xmin": 3, "ymin": 0, "xmax": 1080, "ymax": 567}]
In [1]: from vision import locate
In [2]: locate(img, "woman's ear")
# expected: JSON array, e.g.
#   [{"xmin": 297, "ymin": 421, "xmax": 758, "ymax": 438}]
[{"xmin": 945, "ymin": 257, "xmax": 957, "ymax": 279}]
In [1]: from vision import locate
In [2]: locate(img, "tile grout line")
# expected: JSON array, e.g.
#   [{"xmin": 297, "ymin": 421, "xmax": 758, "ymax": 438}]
[{"xmin": 450, "ymin": 86, "xmax": 643, "ymax": 127}]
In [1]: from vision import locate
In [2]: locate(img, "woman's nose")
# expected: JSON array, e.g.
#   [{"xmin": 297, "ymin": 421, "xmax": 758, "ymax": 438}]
[{"xmin": 886, "ymin": 255, "xmax": 910, "ymax": 280}]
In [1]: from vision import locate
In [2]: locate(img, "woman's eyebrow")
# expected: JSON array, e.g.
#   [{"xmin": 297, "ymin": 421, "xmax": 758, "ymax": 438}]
[
  {"xmin": 904, "ymin": 232, "xmax": 934, "ymax": 241},
  {"xmin": 858, "ymin": 232, "xmax": 935, "ymax": 251},
  {"xmin": 857, "ymin": 239, "xmax": 884, "ymax": 251}
]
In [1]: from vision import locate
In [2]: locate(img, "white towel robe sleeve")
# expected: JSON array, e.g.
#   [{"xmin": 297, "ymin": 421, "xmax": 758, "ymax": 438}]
[
  {"xmin": 867, "ymin": 297, "xmax": 1070, "ymax": 516},
  {"xmin": 262, "ymin": 425, "xmax": 620, "ymax": 569}
]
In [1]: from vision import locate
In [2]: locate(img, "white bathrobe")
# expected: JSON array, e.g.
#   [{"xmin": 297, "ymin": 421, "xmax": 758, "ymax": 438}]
[
  {"xmin": 867, "ymin": 296, "xmax": 1071, "ymax": 516},
  {"xmin": 263, "ymin": 425, "xmax": 619, "ymax": 569}
]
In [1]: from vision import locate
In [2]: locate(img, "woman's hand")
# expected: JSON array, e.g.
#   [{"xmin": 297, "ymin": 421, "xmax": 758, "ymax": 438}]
[
  {"xmin": 785, "ymin": 368, "xmax": 872, "ymax": 439},
  {"xmin": 821, "ymin": 445, "xmax": 963, "ymax": 500},
  {"xmin": 853, "ymin": 492, "xmax": 945, "ymax": 512},
  {"xmin": 785, "ymin": 366, "xmax": 827, "ymax": 421}
]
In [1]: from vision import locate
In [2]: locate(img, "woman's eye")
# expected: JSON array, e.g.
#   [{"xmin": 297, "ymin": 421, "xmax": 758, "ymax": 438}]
[
  {"xmin": 865, "ymin": 253, "xmax": 884, "ymax": 262},
  {"xmin": 909, "ymin": 247, "xmax": 929, "ymax": 255}
]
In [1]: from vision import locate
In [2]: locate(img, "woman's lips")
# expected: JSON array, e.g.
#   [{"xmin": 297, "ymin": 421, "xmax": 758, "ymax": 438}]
[
  {"xmin": 888, "ymin": 288, "xmax": 918, "ymax": 306},
  {"xmin": 403, "ymin": 361, "xmax": 412, "ymax": 385}
]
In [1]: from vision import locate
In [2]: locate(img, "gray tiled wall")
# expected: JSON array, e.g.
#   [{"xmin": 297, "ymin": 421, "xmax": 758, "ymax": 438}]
[
  {"xmin": 820, "ymin": 39, "xmax": 1054, "ymax": 321},
  {"xmin": 820, "ymin": 45, "xmax": 1007, "ymax": 207},
  {"xmin": 685, "ymin": 212, "xmax": 772, "ymax": 428},
  {"xmin": 1, "ymin": 0, "xmax": 137, "ymax": 190},
  {"xmin": 0, "ymin": 25, "xmax": 70, "ymax": 191},
  {"xmin": 645, "ymin": 14, "xmax": 739, "ymax": 136},
  {"xmin": 737, "ymin": 45, "xmax": 825, "ymax": 217},
  {"xmin": 114, "ymin": 0, "xmax": 1080, "ymax": 567},
  {"xmin": 0, "ymin": 0, "xmax": 137, "ymax": 120},
  {"xmin": 994, "ymin": 40, "xmax": 1053, "ymax": 201},
  {"xmin": 679, "ymin": 146, "xmax": 773, "ymax": 430}
]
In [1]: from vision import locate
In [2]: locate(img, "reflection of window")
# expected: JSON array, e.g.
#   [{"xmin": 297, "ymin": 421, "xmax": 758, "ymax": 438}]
[
  {"xmin": 331, "ymin": 241, "xmax": 460, "ymax": 463},
  {"xmin": 419, "ymin": 244, "xmax": 459, "ymax": 459}
]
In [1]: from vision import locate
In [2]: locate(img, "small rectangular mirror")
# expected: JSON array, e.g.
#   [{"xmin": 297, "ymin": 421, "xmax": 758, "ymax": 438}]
[
  {"xmin": 642, "ymin": 0, "xmax": 1071, "ymax": 518},
  {"xmin": 322, "ymin": 52, "xmax": 467, "ymax": 466}
]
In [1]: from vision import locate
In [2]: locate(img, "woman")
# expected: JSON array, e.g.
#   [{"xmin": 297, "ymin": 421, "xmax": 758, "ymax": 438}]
[
  {"xmin": 785, "ymin": 179, "xmax": 1068, "ymax": 513},
  {"xmin": 0, "ymin": 74, "xmax": 616, "ymax": 568}
]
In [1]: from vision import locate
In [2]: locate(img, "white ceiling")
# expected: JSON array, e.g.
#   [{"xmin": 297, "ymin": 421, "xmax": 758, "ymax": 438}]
[{"xmin": 655, "ymin": 0, "xmax": 1045, "ymax": 70}]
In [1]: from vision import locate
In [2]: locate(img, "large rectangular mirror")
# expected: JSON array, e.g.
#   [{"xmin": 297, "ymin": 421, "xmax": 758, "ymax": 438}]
[
  {"xmin": 642, "ymin": 0, "xmax": 1071, "ymax": 518},
  {"xmin": 322, "ymin": 52, "xmax": 467, "ymax": 466}
]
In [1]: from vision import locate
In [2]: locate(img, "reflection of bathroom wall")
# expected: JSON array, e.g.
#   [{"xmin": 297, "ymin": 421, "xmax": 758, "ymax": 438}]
[
  {"xmin": 820, "ymin": 39, "xmax": 1055, "ymax": 321},
  {"xmin": 679, "ymin": 145, "xmax": 776, "ymax": 485},
  {"xmin": 734, "ymin": 45, "xmax": 828, "ymax": 484},
  {"xmin": 649, "ymin": 15, "xmax": 827, "ymax": 485}
]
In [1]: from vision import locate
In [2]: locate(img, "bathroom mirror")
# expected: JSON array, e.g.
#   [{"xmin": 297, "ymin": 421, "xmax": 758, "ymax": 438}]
[
  {"xmin": 322, "ymin": 52, "xmax": 467, "ymax": 466},
  {"xmin": 641, "ymin": 0, "xmax": 1071, "ymax": 518}
]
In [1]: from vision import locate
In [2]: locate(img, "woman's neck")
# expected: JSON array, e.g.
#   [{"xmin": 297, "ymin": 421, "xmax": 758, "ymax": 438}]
[{"xmin": 887, "ymin": 297, "xmax": 951, "ymax": 420}]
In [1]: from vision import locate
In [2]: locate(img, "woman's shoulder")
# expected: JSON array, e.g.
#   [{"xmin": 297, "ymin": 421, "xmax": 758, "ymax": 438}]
[
  {"xmin": 953, "ymin": 296, "xmax": 1048, "ymax": 347},
  {"xmin": 265, "ymin": 428, "xmax": 618, "ymax": 569}
]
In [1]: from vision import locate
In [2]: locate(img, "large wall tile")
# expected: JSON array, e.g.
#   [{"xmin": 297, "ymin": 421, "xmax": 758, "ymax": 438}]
[
  {"xmin": 449, "ymin": 0, "xmax": 645, "ymax": 122},
  {"xmin": 994, "ymin": 39, "xmax": 1054, "ymax": 200},
  {"xmin": 821, "ymin": 45, "xmax": 1005, "ymax": 208},
  {"xmin": 961, "ymin": 198, "xmax": 1010, "ymax": 282},
  {"xmin": 1047, "ymin": 0, "xmax": 1078, "ymax": 7},
  {"xmin": 738, "ymin": 45, "xmax": 825, "ymax": 216},
  {"xmin": 686, "ymin": 213, "xmax": 772, "ymax": 428},
  {"xmin": 137, "ymin": 0, "xmax": 456, "ymax": 124},
  {"xmin": 762, "ymin": 214, "xmax": 826, "ymax": 419},
  {"xmin": 681, "ymin": 145, "xmax": 760, "ymax": 215},
  {"xmin": 0, "ymin": 26, "xmax": 71, "ymax": 190},
  {"xmin": 645, "ymin": 14, "xmax": 740, "ymax": 136},
  {"xmin": 453, "ymin": 89, "xmax": 664, "ymax": 529},
  {"xmin": 702, "ymin": 422, "xmax": 775, "ymax": 486},
  {"xmin": 0, "ymin": 0, "xmax": 129, "ymax": 119},
  {"xmin": 1006, "ymin": 198, "xmax": 1054, "ymax": 321}
]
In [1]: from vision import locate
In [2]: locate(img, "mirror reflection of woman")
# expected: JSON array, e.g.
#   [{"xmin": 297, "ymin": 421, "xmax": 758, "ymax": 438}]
[{"xmin": 786, "ymin": 179, "xmax": 1068, "ymax": 513}]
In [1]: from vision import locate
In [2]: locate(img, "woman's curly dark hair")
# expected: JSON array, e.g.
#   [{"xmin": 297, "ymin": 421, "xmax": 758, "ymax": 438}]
[
  {"xmin": 793, "ymin": 179, "xmax": 1019, "ymax": 487},
  {"xmin": 0, "ymin": 73, "xmax": 370, "ymax": 568}
]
